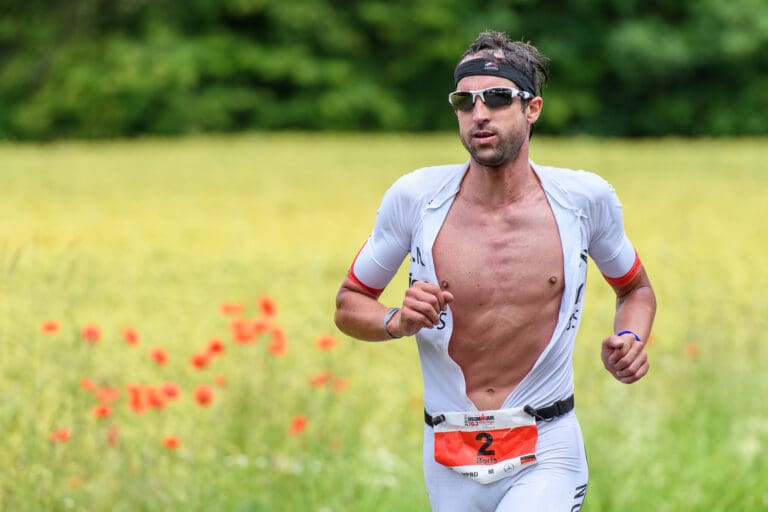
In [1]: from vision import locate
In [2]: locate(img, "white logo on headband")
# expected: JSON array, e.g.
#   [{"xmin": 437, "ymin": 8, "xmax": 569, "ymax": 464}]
[{"xmin": 483, "ymin": 61, "xmax": 499, "ymax": 72}]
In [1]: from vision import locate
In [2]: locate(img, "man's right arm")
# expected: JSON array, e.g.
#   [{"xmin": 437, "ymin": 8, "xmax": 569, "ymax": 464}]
[
  {"xmin": 334, "ymin": 278, "xmax": 454, "ymax": 342},
  {"xmin": 334, "ymin": 173, "xmax": 453, "ymax": 341}
]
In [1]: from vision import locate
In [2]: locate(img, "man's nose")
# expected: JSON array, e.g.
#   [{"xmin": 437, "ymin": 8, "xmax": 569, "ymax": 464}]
[{"xmin": 470, "ymin": 97, "xmax": 491, "ymax": 122}]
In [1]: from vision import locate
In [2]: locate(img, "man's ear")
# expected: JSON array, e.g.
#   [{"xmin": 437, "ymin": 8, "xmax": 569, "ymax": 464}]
[{"xmin": 526, "ymin": 96, "xmax": 543, "ymax": 124}]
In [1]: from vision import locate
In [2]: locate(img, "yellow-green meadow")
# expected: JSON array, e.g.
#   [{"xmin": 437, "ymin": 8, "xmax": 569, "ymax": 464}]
[{"xmin": 1, "ymin": 135, "xmax": 766, "ymax": 511}]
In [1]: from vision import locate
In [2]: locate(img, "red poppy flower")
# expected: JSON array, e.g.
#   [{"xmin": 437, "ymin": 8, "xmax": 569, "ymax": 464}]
[
  {"xmin": 315, "ymin": 334, "xmax": 338, "ymax": 351},
  {"xmin": 147, "ymin": 387, "xmax": 166, "ymax": 409},
  {"xmin": 289, "ymin": 414, "xmax": 308, "ymax": 436},
  {"xmin": 309, "ymin": 371, "xmax": 331, "ymax": 388},
  {"xmin": 80, "ymin": 378, "xmax": 99, "ymax": 392},
  {"xmin": 251, "ymin": 319, "xmax": 269, "ymax": 336},
  {"xmin": 149, "ymin": 347, "xmax": 168, "ymax": 366},
  {"xmin": 190, "ymin": 352, "xmax": 210, "ymax": 370},
  {"xmin": 123, "ymin": 327, "xmax": 140, "ymax": 346},
  {"xmin": 214, "ymin": 375, "xmax": 227, "ymax": 387},
  {"xmin": 41, "ymin": 320, "xmax": 60, "ymax": 334},
  {"xmin": 207, "ymin": 338, "xmax": 225, "ymax": 356},
  {"xmin": 92, "ymin": 403, "xmax": 112, "ymax": 419},
  {"xmin": 230, "ymin": 319, "xmax": 255, "ymax": 343},
  {"xmin": 49, "ymin": 428, "xmax": 72, "ymax": 443},
  {"xmin": 194, "ymin": 384, "xmax": 214, "ymax": 407},
  {"xmin": 220, "ymin": 302, "xmax": 245, "ymax": 316},
  {"xmin": 257, "ymin": 296, "xmax": 278, "ymax": 318},
  {"xmin": 127, "ymin": 384, "xmax": 146, "ymax": 414},
  {"xmin": 163, "ymin": 436, "xmax": 181, "ymax": 450},
  {"xmin": 97, "ymin": 387, "xmax": 121, "ymax": 403},
  {"xmin": 82, "ymin": 324, "xmax": 101, "ymax": 343},
  {"xmin": 268, "ymin": 327, "xmax": 288, "ymax": 356},
  {"xmin": 161, "ymin": 381, "xmax": 181, "ymax": 400}
]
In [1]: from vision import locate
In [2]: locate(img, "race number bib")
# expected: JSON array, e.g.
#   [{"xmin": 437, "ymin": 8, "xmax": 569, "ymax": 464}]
[{"xmin": 432, "ymin": 407, "xmax": 538, "ymax": 485}]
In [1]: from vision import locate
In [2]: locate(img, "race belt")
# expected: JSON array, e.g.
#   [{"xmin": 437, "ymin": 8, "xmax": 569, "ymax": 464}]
[{"xmin": 425, "ymin": 395, "xmax": 574, "ymax": 485}]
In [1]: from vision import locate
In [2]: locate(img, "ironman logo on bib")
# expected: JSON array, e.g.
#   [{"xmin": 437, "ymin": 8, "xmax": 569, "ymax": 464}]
[{"xmin": 432, "ymin": 407, "xmax": 538, "ymax": 485}]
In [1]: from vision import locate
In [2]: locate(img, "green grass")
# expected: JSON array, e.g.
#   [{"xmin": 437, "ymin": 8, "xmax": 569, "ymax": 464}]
[{"xmin": 1, "ymin": 134, "xmax": 767, "ymax": 511}]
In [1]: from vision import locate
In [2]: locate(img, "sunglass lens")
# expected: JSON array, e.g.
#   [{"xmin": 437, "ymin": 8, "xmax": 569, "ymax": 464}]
[
  {"xmin": 450, "ymin": 93, "xmax": 474, "ymax": 111},
  {"xmin": 483, "ymin": 89, "xmax": 514, "ymax": 108}
]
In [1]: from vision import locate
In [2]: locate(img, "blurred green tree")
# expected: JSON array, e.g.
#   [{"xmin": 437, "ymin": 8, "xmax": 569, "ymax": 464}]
[{"xmin": 0, "ymin": 0, "xmax": 765, "ymax": 139}]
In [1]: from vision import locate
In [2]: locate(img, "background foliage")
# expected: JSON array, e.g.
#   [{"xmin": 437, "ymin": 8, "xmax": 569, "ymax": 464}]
[{"xmin": 1, "ymin": 0, "xmax": 767, "ymax": 140}]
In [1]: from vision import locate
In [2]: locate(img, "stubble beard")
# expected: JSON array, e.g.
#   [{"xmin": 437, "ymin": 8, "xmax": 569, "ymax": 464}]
[{"xmin": 460, "ymin": 124, "xmax": 527, "ymax": 169}]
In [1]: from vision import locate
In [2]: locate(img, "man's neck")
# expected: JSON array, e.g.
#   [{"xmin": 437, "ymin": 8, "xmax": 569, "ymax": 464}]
[{"xmin": 462, "ymin": 154, "xmax": 536, "ymax": 208}]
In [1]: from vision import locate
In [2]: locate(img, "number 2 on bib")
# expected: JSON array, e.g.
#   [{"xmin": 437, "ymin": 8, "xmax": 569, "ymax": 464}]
[{"xmin": 475, "ymin": 432, "xmax": 496, "ymax": 456}]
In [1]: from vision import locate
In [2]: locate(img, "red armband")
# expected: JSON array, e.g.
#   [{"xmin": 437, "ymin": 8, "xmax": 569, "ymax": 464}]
[
  {"xmin": 347, "ymin": 243, "xmax": 385, "ymax": 297},
  {"xmin": 602, "ymin": 250, "xmax": 642, "ymax": 288},
  {"xmin": 347, "ymin": 268, "xmax": 385, "ymax": 297}
]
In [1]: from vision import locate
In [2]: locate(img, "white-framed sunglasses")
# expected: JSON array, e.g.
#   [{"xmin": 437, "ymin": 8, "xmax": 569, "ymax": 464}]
[{"xmin": 448, "ymin": 86, "xmax": 534, "ymax": 112}]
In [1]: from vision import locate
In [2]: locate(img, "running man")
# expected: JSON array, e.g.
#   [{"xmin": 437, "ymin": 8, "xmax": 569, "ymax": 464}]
[{"xmin": 334, "ymin": 31, "xmax": 656, "ymax": 511}]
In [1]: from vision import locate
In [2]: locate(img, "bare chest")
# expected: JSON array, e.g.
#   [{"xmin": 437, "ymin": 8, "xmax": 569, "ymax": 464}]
[
  {"xmin": 433, "ymin": 195, "xmax": 564, "ymax": 308},
  {"xmin": 431, "ymin": 189, "xmax": 566, "ymax": 409}
]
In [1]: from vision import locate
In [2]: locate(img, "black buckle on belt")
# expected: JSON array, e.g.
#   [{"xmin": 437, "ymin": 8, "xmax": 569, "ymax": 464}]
[
  {"xmin": 424, "ymin": 410, "xmax": 444, "ymax": 427},
  {"xmin": 523, "ymin": 395, "xmax": 575, "ymax": 423},
  {"xmin": 424, "ymin": 394, "xmax": 574, "ymax": 427}
]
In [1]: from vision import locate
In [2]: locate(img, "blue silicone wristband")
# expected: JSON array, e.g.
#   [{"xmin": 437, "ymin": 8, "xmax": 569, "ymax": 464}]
[{"xmin": 616, "ymin": 330, "xmax": 642, "ymax": 342}]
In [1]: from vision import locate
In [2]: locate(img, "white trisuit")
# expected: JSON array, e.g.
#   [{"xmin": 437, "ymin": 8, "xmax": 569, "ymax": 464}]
[{"xmin": 348, "ymin": 161, "xmax": 642, "ymax": 511}]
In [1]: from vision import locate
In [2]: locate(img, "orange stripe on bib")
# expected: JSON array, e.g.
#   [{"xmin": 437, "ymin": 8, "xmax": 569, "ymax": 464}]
[{"xmin": 434, "ymin": 424, "xmax": 538, "ymax": 467}]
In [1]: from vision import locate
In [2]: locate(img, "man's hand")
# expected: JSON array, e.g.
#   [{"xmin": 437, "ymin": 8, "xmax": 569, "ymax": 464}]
[
  {"xmin": 389, "ymin": 281, "xmax": 454, "ymax": 338},
  {"xmin": 601, "ymin": 333, "xmax": 649, "ymax": 384}
]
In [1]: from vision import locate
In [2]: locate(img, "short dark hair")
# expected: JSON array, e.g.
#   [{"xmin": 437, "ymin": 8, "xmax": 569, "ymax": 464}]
[{"xmin": 457, "ymin": 31, "xmax": 550, "ymax": 96}]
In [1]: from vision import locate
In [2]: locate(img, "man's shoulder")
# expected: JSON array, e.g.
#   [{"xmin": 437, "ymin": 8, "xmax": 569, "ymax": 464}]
[
  {"xmin": 389, "ymin": 162, "xmax": 466, "ymax": 200},
  {"xmin": 534, "ymin": 163, "xmax": 615, "ymax": 203}
]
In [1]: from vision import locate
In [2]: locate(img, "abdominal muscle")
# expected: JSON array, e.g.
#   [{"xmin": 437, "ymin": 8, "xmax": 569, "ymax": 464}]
[
  {"xmin": 432, "ymin": 186, "xmax": 565, "ymax": 411},
  {"xmin": 447, "ymin": 291, "xmax": 561, "ymax": 411}
]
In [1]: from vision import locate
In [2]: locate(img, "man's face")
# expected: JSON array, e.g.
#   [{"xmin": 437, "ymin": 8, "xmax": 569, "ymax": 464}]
[{"xmin": 453, "ymin": 74, "xmax": 539, "ymax": 169}]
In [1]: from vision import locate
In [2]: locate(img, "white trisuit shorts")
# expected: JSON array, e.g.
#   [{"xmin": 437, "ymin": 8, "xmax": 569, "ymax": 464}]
[{"xmin": 423, "ymin": 411, "xmax": 588, "ymax": 511}]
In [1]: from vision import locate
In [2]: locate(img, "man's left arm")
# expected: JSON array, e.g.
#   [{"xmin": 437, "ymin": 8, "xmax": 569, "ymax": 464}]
[{"xmin": 601, "ymin": 266, "xmax": 656, "ymax": 383}]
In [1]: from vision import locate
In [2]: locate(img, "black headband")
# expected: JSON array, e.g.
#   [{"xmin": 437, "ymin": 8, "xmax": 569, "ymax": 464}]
[{"xmin": 454, "ymin": 58, "xmax": 536, "ymax": 95}]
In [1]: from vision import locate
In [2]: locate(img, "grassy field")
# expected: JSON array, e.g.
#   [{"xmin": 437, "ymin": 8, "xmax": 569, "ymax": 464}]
[{"xmin": 1, "ymin": 134, "xmax": 766, "ymax": 511}]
